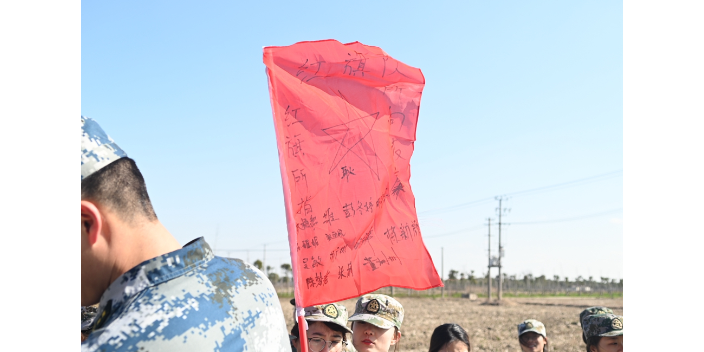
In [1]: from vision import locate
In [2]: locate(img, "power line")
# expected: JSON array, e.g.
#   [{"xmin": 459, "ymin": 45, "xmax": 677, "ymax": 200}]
[
  {"xmin": 505, "ymin": 170, "xmax": 622, "ymax": 198},
  {"xmin": 423, "ymin": 207, "xmax": 621, "ymax": 239},
  {"xmin": 510, "ymin": 208, "xmax": 622, "ymax": 225},
  {"xmin": 417, "ymin": 170, "xmax": 622, "ymax": 216},
  {"xmin": 424, "ymin": 224, "xmax": 485, "ymax": 239},
  {"xmin": 418, "ymin": 197, "xmax": 495, "ymax": 216}
]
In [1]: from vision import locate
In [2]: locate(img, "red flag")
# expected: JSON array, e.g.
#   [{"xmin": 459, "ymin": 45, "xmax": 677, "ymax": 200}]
[{"xmin": 264, "ymin": 40, "xmax": 442, "ymax": 307}]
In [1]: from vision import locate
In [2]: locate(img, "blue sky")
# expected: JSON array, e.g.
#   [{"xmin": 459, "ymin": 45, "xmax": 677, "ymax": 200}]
[{"xmin": 82, "ymin": 1, "xmax": 622, "ymax": 281}]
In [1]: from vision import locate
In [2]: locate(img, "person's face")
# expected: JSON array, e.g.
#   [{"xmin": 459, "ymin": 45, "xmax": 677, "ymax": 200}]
[
  {"xmin": 439, "ymin": 340, "xmax": 469, "ymax": 352},
  {"xmin": 519, "ymin": 332, "xmax": 547, "ymax": 352},
  {"xmin": 590, "ymin": 336, "xmax": 623, "ymax": 352},
  {"xmin": 352, "ymin": 321, "xmax": 400, "ymax": 352},
  {"xmin": 293, "ymin": 322, "xmax": 345, "ymax": 352}
]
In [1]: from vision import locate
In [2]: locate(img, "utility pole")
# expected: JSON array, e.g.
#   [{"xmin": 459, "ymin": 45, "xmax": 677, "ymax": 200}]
[
  {"xmin": 496, "ymin": 196, "xmax": 510, "ymax": 301},
  {"xmin": 441, "ymin": 247, "xmax": 445, "ymax": 298},
  {"xmin": 487, "ymin": 217, "xmax": 492, "ymax": 302}
]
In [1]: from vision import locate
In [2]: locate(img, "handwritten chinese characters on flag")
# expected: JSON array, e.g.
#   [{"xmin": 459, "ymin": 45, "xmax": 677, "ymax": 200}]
[{"xmin": 264, "ymin": 40, "xmax": 442, "ymax": 307}]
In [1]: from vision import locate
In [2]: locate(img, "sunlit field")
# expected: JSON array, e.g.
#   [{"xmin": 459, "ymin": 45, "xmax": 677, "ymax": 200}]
[{"xmin": 280, "ymin": 296, "xmax": 623, "ymax": 352}]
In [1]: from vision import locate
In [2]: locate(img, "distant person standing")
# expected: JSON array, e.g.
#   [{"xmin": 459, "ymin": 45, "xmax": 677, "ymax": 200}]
[
  {"xmin": 348, "ymin": 294, "xmax": 403, "ymax": 352},
  {"xmin": 80, "ymin": 116, "xmax": 290, "ymax": 351},
  {"xmin": 428, "ymin": 323, "xmax": 470, "ymax": 352},
  {"xmin": 581, "ymin": 313, "xmax": 623, "ymax": 352},
  {"xmin": 517, "ymin": 319, "xmax": 549, "ymax": 352},
  {"xmin": 578, "ymin": 307, "xmax": 614, "ymax": 343}
]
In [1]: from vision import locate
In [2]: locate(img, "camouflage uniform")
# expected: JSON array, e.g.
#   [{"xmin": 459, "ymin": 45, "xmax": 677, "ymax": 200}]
[
  {"xmin": 348, "ymin": 294, "xmax": 404, "ymax": 331},
  {"xmin": 81, "ymin": 117, "xmax": 290, "ymax": 351},
  {"xmin": 81, "ymin": 238, "xmax": 290, "ymax": 351},
  {"xmin": 581, "ymin": 313, "xmax": 623, "ymax": 341},
  {"xmin": 517, "ymin": 319, "xmax": 547, "ymax": 338},
  {"xmin": 579, "ymin": 306, "xmax": 614, "ymax": 343}
]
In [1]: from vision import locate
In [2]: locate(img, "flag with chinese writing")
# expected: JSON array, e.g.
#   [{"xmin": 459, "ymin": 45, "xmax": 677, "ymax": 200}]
[{"xmin": 264, "ymin": 39, "xmax": 442, "ymax": 307}]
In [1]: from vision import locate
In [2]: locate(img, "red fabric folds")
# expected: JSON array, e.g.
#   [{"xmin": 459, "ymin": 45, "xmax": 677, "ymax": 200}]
[{"xmin": 264, "ymin": 39, "xmax": 442, "ymax": 307}]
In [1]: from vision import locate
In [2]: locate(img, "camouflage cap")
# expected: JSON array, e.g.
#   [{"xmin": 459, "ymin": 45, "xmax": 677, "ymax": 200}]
[
  {"xmin": 348, "ymin": 294, "xmax": 404, "ymax": 331},
  {"xmin": 582, "ymin": 313, "xmax": 623, "ymax": 340},
  {"xmin": 579, "ymin": 307, "xmax": 614, "ymax": 342},
  {"xmin": 81, "ymin": 116, "xmax": 127, "ymax": 180},
  {"xmin": 290, "ymin": 299, "xmax": 352, "ymax": 334},
  {"xmin": 517, "ymin": 319, "xmax": 547, "ymax": 338}
]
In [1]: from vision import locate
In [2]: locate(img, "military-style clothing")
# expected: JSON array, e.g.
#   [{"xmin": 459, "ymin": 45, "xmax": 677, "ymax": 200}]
[
  {"xmin": 348, "ymin": 294, "xmax": 404, "ymax": 331},
  {"xmin": 81, "ymin": 237, "xmax": 290, "ymax": 352},
  {"xmin": 582, "ymin": 313, "xmax": 623, "ymax": 341},
  {"xmin": 579, "ymin": 306, "xmax": 614, "ymax": 342},
  {"xmin": 517, "ymin": 319, "xmax": 547, "ymax": 338}
]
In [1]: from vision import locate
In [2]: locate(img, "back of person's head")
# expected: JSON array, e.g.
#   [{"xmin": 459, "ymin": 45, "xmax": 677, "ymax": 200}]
[
  {"xmin": 428, "ymin": 323, "xmax": 470, "ymax": 352},
  {"xmin": 81, "ymin": 116, "xmax": 156, "ymax": 224},
  {"xmin": 81, "ymin": 116, "xmax": 181, "ymax": 309},
  {"xmin": 81, "ymin": 157, "xmax": 157, "ymax": 223}
]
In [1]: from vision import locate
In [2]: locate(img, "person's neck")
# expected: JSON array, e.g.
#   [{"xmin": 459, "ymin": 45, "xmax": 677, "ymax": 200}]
[{"xmin": 108, "ymin": 219, "xmax": 182, "ymax": 287}]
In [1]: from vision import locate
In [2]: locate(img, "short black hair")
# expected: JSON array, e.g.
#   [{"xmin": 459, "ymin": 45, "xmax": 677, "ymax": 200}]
[
  {"xmin": 585, "ymin": 336, "xmax": 601, "ymax": 352},
  {"xmin": 428, "ymin": 323, "xmax": 470, "ymax": 352},
  {"xmin": 81, "ymin": 157, "xmax": 157, "ymax": 223}
]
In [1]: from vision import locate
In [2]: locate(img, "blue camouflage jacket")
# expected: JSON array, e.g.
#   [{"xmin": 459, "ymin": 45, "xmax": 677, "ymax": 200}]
[{"xmin": 81, "ymin": 237, "xmax": 290, "ymax": 351}]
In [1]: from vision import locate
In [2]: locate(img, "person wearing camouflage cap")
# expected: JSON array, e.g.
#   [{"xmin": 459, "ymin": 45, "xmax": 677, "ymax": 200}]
[
  {"xmin": 582, "ymin": 313, "xmax": 623, "ymax": 352},
  {"xmin": 80, "ymin": 116, "xmax": 289, "ymax": 351},
  {"xmin": 348, "ymin": 294, "xmax": 404, "ymax": 352},
  {"xmin": 579, "ymin": 307, "xmax": 614, "ymax": 343},
  {"xmin": 517, "ymin": 319, "xmax": 549, "ymax": 352},
  {"xmin": 289, "ymin": 299, "xmax": 353, "ymax": 352}
]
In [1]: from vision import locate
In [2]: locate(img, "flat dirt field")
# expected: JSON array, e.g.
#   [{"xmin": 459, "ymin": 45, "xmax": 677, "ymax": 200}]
[{"xmin": 280, "ymin": 296, "xmax": 623, "ymax": 352}]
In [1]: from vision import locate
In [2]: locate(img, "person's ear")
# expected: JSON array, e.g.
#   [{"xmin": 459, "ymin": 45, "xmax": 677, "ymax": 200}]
[
  {"xmin": 390, "ymin": 330, "xmax": 401, "ymax": 345},
  {"xmin": 292, "ymin": 337, "xmax": 300, "ymax": 352},
  {"xmin": 81, "ymin": 200, "xmax": 102, "ymax": 245}
]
